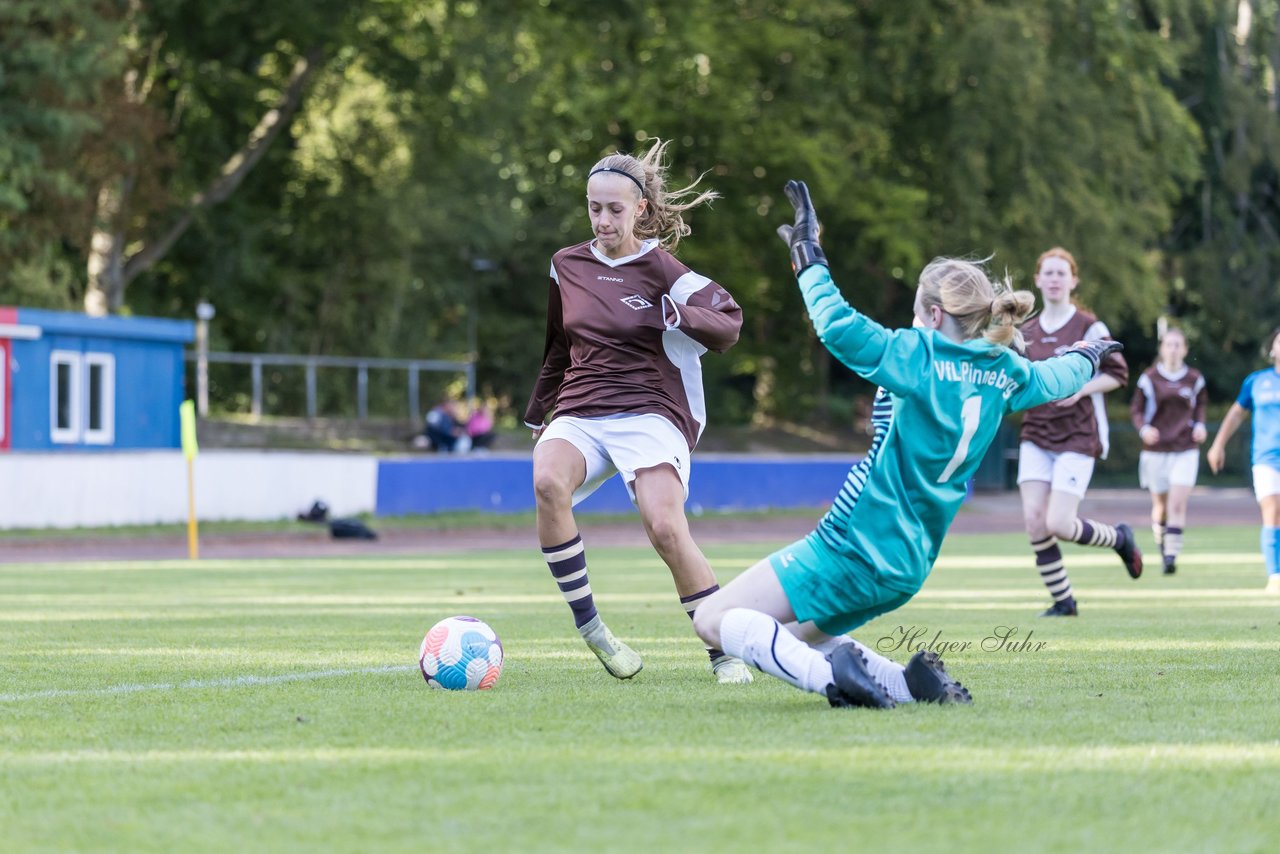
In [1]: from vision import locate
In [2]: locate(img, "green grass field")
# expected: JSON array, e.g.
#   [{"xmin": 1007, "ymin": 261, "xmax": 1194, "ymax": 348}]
[{"xmin": 2, "ymin": 526, "xmax": 1278, "ymax": 853}]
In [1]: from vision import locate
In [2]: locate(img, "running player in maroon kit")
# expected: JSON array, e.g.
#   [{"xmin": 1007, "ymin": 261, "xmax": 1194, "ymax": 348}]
[
  {"xmin": 1129, "ymin": 327, "xmax": 1208, "ymax": 574},
  {"xmin": 524, "ymin": 139, "xmax": 753, "ymax": 684},
  {"xmin": 1017, "ymin": 247, "xmax": 1143, "ymax": 616}
]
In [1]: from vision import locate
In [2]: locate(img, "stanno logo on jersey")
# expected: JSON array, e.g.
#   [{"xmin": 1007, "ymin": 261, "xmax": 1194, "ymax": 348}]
[
  {"xmin": 620, "ymin": 294, "xmax": 653, "ymax": 310},
  {"xmin": 598, "ymin": 275, "xmax": 625, "ymax": 283}
]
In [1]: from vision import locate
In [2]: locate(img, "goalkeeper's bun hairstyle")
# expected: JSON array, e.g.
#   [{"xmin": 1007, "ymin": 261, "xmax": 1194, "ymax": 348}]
[
  {"xmin": 589, "ymin": 138, "xmax": 719, "ymax": 253},
  {"xmin": 918, "ymin": 257, "xmax": 1035, "ymax": 350}
]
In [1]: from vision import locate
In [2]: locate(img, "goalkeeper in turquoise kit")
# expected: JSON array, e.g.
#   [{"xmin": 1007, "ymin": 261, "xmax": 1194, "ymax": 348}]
[{"xmin": 693, "ymin": 182, "xmax": 1122, "ymax": 708}]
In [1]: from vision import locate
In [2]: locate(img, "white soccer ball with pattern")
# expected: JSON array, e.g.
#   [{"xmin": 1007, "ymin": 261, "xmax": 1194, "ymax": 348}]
[{"xmin": 418, "ymin": 616, "xmax": 504, "ymax": 690}]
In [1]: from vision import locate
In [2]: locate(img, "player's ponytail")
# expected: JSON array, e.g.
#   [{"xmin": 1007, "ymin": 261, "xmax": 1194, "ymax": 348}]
[{"xmin": 985, "ymin": 288, "xmax": 1035, "ymax": 350}]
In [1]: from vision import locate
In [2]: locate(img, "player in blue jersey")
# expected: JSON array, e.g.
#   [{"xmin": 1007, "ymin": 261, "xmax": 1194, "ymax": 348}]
[
  {"xmin": 1206, "ymin": 325, "xmax": 1280, "ymax": 594},
  {"xmin": 692, "ymin": 181, "xmax": 1121, "ymax": 708}
]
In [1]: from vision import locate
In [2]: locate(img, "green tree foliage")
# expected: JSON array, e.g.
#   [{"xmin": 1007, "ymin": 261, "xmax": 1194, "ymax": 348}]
[
  {"xmin": 899, "ymin": 1, "xmax": 1201, "ymax": 321},
  {"xmin": 1, "ymin": 0, "xmax": 1262, "ymax": 426},
  {"xmin": 1156, "ymin": 0, "xmax": 1280, "ymax": 396},
  {"xmin": 0, "ymin": 1, "xmax": 127, "ymax": 308}
]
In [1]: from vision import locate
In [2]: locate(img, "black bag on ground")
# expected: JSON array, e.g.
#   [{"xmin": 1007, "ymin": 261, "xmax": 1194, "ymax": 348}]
[{"xmin": 329, "ymin": 518, "xmax": 378, "ymax": 540}]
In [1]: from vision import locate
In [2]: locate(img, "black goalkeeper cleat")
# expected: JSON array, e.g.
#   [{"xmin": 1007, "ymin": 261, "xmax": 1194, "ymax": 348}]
[
  {"xmin": 1115, "ymin": 523, "xmax": 1143, "ymax": 579},
  {"xmin": 904, "ymin": 650, "xmax": 972, "ymax": 705},
  {"xmin": 1163, "ymin": 556, "xmax": 1177, "ymax": 575},
  {"xmin": 1040, "ymin": 597, "xmax": 1078, "ymax": 617},
  {"xmin": 824, "ymin": 645, "xmax": 896, "ymax": 709}
]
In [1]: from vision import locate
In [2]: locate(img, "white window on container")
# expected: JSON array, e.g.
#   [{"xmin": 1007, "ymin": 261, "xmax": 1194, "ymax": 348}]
[
  {"xmin": 83, "ymin": 352, "xmax": 115, "ymax": 445},
  {"xmin": 50, "ymin": 350, "xmax": 82, "ymax": 443}
]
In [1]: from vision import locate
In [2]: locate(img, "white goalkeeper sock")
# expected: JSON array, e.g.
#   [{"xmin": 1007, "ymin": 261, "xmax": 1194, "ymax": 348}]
[
  {"xmin": 784, "ymin": 630, "xmax": 913, "ymax": 702},
  {"xmin": 802, "ymin": 632, "xmax": 852, "ymax": 655},
  {"xmin": 849, "ymin": 639, "xmax": 914, "ymax": 703},
  {"xmin": 719, "ymin": 608, "xmax": 833, "ymax": 694}
]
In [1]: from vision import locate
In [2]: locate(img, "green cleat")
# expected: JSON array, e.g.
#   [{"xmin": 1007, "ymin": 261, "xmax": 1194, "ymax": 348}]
[
  {"xmin": 579, "ymin": 615, "xmax": 643, "ymax": 679},
  {"xmin": 711, "ymin": 656, "xmax": 754, "ymax": 685}
]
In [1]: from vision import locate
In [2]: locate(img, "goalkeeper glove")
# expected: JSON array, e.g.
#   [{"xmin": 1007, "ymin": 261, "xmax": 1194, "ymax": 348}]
[
  {"xmin": 1066, "ymin": 339, "xmax": 1123, "ymax": 376},
  {"xmin": 776, "ymin": 180, "xmax": 828, "ymax": 276}
]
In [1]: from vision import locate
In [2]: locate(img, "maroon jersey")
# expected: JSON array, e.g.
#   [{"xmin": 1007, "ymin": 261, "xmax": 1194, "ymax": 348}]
[
  {"xmin": 1130, "ymin": 364, "xmax": 1207, "ymax": 452},
  {"xmin": 524, "ymin": 239, "xmax": 741, "ymax": 449},
  {"xmin": 1019, "ymin": 307, "xmax": 1128, "ymax": 458}
]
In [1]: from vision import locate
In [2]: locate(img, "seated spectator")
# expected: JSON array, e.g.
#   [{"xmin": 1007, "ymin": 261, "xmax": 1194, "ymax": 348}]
[
  {"xmin": 423, "ymin": 398, "xmax": 471, "ymax": 453},
  {"xmin": 467, "ymin": 402, "xmax": 496, "ymax": 451}
]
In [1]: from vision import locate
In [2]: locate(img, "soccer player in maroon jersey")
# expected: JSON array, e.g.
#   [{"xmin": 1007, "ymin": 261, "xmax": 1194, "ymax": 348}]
[
  {"xmin": 1016, "ymin": 247, "xmax": 1143, "ymax": 616},
  {"xmin": 1130, "ymin": 327, "xmax": 1208, "ymax": 574},
  {"xmin": 524, "ymin": 139, "xmax": 753, "ymax": 683}
]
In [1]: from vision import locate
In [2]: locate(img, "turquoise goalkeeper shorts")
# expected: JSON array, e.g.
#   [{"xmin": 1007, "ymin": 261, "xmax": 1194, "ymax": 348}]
[{"xmin": 769, "ymin": 532, "xmax": 915, "ymax": 636}]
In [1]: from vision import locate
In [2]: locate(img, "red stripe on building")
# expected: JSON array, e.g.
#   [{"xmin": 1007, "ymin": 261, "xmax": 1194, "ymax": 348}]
[{"xmin": 0, "ymin": 306, "xmax": 14, "ymax": 451}]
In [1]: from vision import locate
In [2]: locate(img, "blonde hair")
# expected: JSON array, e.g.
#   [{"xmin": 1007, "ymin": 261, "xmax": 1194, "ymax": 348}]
[
  {"xmin": 589, "ymin": 138, "xmax": 718, "ymax": 252},
  {"xmin": 918, "ymin": 257, "xmax": 1036, "ymax": 349}
]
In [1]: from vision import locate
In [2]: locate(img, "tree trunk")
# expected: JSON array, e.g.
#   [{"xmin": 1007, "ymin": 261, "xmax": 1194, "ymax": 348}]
[
  {"xmin": 83, "ymin": 48, "xmax": 323, "ymax": 314},
  {"xmin": 84, "ymin": 179, "xmax": 131, "ymax": 316}
]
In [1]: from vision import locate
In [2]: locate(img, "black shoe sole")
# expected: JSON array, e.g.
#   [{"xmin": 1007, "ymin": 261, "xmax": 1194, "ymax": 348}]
[
  {"xmin": 904, "ymin": 651, "xmax": 973, "ymax": 704},
  {"xmin": 825, "ymin": 645, "xmax": 896, "ymax": 709}
]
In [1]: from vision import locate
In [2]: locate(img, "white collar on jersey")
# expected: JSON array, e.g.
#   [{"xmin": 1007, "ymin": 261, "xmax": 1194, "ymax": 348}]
[
  {"xmin": 1037, "ymin": 304, "xmax": 1077, "ymax": 335},
  {"xmin": 1155, "ymin": 362, "xmax": 1189, "ymax": 381},
  {"xmin": 590, "ymin": 237, "xmax": 659, "ymax": 267}
]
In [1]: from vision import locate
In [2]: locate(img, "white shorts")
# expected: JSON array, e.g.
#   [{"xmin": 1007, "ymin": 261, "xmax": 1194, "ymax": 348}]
[
  {"xmin": 536, "ymin": 413, "xmax": 691, "ymax": 506},
  {"xmin": 1253, "ymin": 464, "xmax": 1280, "ymax": 500},
  {"xmin": 1016, "ymin": 442, "xmax": 1095, "ymax": 499},
  {"xmin": 1139, "ymin": 449, "xmax": 1200, "ymax": 493}
]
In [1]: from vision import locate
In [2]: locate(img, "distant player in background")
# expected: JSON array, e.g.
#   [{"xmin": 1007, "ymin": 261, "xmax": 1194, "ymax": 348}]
[
  {"xmin": 1016, "ymin": 247, "xmax": 1142, "ymax": 617},
  {"xmin": 525, "ymin": 139, "xmax": 753, "ymax": 684},
  {"xmin": 1129, "ymin": 327, "xmax": 1207, "ymax": 575},
  {"xmin": 1207, "ymin": 325, "xmax": 1280, "ymax": 594},
  {"xmin": 692, "ymin": 181, "xmax": 1118, "ymax": 709}
]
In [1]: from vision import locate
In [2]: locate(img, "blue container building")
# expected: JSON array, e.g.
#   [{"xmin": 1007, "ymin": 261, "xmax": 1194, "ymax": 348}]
[{"xmin": 0, "ymin": 307, "xmax": 194, "ymax": 452}]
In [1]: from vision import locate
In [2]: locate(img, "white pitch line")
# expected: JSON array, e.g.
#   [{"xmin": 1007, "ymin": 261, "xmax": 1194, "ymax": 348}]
[{"xmin": 0, "ymin": 664, "xmax": 416, "ymax": 703}]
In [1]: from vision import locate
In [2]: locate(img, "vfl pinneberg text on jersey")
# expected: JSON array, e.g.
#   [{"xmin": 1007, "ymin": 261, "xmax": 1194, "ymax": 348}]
[{"xmin": 933, "ymin": 359, "xmax": 1022, "ymax": 399}]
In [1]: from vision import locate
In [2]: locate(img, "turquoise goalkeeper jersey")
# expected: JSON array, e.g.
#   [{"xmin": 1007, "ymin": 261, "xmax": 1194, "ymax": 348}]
[{"xmin": 797, "ymin": 265, "xmax": 1093, "ymax": 594}]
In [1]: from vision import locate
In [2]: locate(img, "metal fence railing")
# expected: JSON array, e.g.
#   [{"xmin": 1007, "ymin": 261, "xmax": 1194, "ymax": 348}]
[{"xmin": 185, "ymin": 350, "xmax": 475, "ymax": 422}]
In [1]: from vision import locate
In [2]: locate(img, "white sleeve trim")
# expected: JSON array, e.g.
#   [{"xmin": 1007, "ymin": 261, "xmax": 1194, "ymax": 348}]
[
  {"xmin": 1136, "ymin": 373, "xmax": 1157, "ymax": 425},
  {"xmin": 661, "ymin": 294, "xmax": 681, "ymax": 330},
  {"xmin": 668, "ymin": 271, "xmax": 711, "ymax": 305}
]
